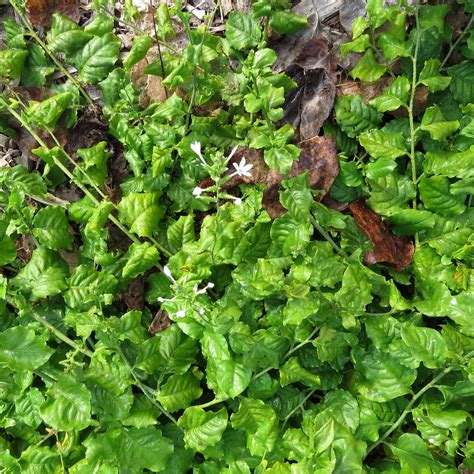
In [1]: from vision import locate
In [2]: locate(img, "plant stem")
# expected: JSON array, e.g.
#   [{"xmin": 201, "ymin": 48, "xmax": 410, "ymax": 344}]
[
  {"xmin": 365, "ymin": 350, "xmax": 474, "ymax": 459},
  {"xmin": 282, "ymin": 388, "xmax": 317, "ymax": 427},
  {"xmin": 310, "ymin": 215, "xmax": 348, "ymax": 258},
  {"xmin": 11, "ymin": 3, "xmax": 94, "ymax": 107},
  {"xmin": 441, "ymin": 14, "xmax": 474, "ymax": 69},
  {"xmin": 194, "ymin": 397, "xmax": 225, "ymax": 409}
]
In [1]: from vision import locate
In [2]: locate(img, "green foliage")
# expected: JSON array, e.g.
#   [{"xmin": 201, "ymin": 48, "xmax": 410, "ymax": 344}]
[{"xmin": 0, "ymin": 1, "xmax": 473, "ymax": 473}]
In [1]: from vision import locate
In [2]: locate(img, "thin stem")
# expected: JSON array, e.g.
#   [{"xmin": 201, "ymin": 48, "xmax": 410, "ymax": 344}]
[
  {"xmin": 365, "ymin": 350, "xmax": 474, "ymax": 459},
  {"xmin": 194, "ymin": 397, "xmax": 225, "ymax": 409},
  {"xmin": 310, "ymin": 215, "xmax": 348, "ymax": 258},
  {"xmin": 11, "ymin": 3, "xmax": 94, "ymax": 107},
  {"xmin": 282, "ymin": 388, "xmax": 317, "ymax": 428},
  {"xmin": 28, "ymin": 309, "xmax": 94, "ymax": 358},
  {"xmin": 441, "ymin": 14, "xmax": 474, "ymax": 69},
  {"xmin": 118, "ymin": 348, "xmax": 180, "ymax": 427}
]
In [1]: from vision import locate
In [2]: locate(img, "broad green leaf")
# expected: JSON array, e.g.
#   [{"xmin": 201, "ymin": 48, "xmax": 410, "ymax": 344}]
[
  {"xmin": 231, "ymin": 398, "xmax": 278, "ymax": 456},
  {"xmin": 423, "ymin": 148, "xmax": 474, "ymax": 179},
  {"xmin": 84, "ymin": 425, "xmax": 173, "ymax": 472},
  {"xmin": 76, "ymin": 141, "xmax": 112, "ymax": 187},
  {"xmin": 123, "ymin": 35, "xmax": 153, "ymax": 70},
  {"xmin": 428, "ymin": 228, "xmax": 472, "ymax": 259},
  {"xmin": 367, "ymin": 172, "xmax": 416, "ymax": 216},
  {"xmin": 167, "ymin": 215, "xmax": 195, "ymax": 251},
  {"xmin": 365, "ymin": 158, "xmax": 397, "ymax": 180},
  {"xmin": 350, "ymin": 49, "xmax": 386, "ymax": 82},
  {"xmin": 335, "ymin": 95, "xmax": 382, "ymax": 138},
  {"xmin": 369, "ymin": 76, "xmax": 411, "ymax": 112},
  {"xmin": 419, "ymin": 175, "xmax": 466, "ymax": 216},
  {"xmin": 0, "ymin": 326, "xmax": 53, "ymax": 371},
  {"xmin": 206, "ymin": 357, "xmax": 252, "ymax": 399},
  {"xmin": 19, "ymin": 447, "xmax": 61, "ymax": 473},
  {"xmin": 388, "ymin": 209, "xmax": 436, "ymax": 235},
  {"xmin": 178, "ymin": 407, "xmax": 228, "ymax": 452},
  {"xmin": 270, "ymin": 214, "xmax": 312, "ymax": 256},
  {"xmin": 74, "ymin": 33, "xmax": 120, "ymax": 83},
  {"xmin": 135, "ymin": 325, "xmax": 198, "ymax": 374},
  {"xmin": 283, "ymin": 293, "xmax": 320, "ymax": 326},
  {"xmin": 400, "ymin": 325, "xmax": 448, "ymax": 369},
  {"xmin": 40, "ymin": 374, "xmax": 92, "ymax": 431},
  {"xmin": 118, "ymin": 192, "xmax": 163, "ymax": 237},
  {"xmin": 420, "ymin": 121, "xmax": 460, "ymax": 141},
  {"xmin": 448, "ymin": 60, "xmax": 474, "ymax": 104},
  {"xmin": 419, "ymin": 59, "xmax": 452, "ymax": 92},
  {"xmin": 27, "ymin": 92, "xmax": 74, "ymax": 129},
  {"xmin": 21, "ymin": 44, "xmax": 55, "ymax": 87},
  {"xmin": 10, "ymin": 248, "xmax": 69, "ymax": 300},
  {"xmin": 269, "ymin": 11, "xmax": 307, "ymax": 35},
  {"xmin": 157, "ymin": 373, "xmax": 203, "ymax": 412},
  {"xmin": 4, "ymin": 20, "xmax": 27, "ymax": 49},
  {"xmin": 84, "ymin": 12, "xmax": 115, "ymax": 36},
  {"xmin": 121, "ymin": 242, "xmax": 160, "ymax": 279},
  {"xmin": 0, "ymin": 165, "xmax": 47, "ymax": 196},
  {"xmin": 279, "ymin": 174, "xmax": 313, "ymax": 221},
  {"xmin": 47, "ymin": 13, "xmax": 93, "ymax": 55},
  {"xmin": 341, "ymin": 34, "xmax": 370, "ymax": 57},
  {"xmin": 390, "ymin": 433, "xmax": 445, "ymax": 472},
  {"xmin": 280, "ymin": 357, "xmax": 321, "ymax": 388},
  {"xmin": 0, "ymin": 49, "xmax": 28, "ymax": 79},
  {"xmin": 225, "ymin": 12, "xmax": 261, "ymax": 50},
  {"xmin": 263, "ymin": 144, "xmax": 300, "ymax": 174},
  {"xmin": 156, "ymin": 2, "xmax": 176, "ymax": 40},
  {"xmin": 33, "ymin": 206, "xmax": 73, "ymax": 250},
  {"xmin": 0, "ymin": 222, "xmax": 16, "ymax": 265},
  {"xmin": 64, "ymin": 265, "xmax": 118, "ymax": 310},
  {"xmin": 359, "ymin": 130, "xmax": 407, "ymax": 160}
]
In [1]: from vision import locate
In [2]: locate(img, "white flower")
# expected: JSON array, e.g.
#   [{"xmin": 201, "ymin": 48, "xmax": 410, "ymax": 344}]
[
  {"xmin": 157, "ymin": 297, "xmax": 165, "ymax": 303},
  {"xmin": 199, "ymin": 308, "xmax": 206, "ymax": 315},
  {"xmin": 234, "ymin": 198, "xmax": 242, "ymax": 206},
  {"xmin": 163, "ymin": 265, "xmax": 172, "ymax": 278},
  {"xmin": 207, "ymin": 282, "xmax": 215, "ymax": 289},
  {"xmin": 232, "ymin": 157, "xmax": 253, "ymax": 177},
  {"xmin": 193, "ymin": 186, "xmax": 204, "ymax": 198},
  {"xmin": 174, "ymin": 310, "xmax": 186, "ymax": 318},
  {"xmin": 191, "ymin": 141, "xmax": 206, "ymax": 166}
]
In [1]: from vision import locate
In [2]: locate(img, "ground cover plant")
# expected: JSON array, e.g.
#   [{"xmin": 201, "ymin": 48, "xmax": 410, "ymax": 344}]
[{"xmin": 0, "ymin": 0, "xmax": 473, "ymax": 471}]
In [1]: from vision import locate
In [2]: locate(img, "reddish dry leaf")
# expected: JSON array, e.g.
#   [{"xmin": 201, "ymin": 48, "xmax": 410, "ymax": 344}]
[
  {"xmin": 26, "ymin": 0, "xmax": 80, "ymax": 27},
  {"xmin": 349, "ymin": 199, "xmax": 414, "ymax": 271},
  {"xmin": 15, "ymin": 235, "xmax": 35, "ymax": 264},
  {"xmin": 148, "ymin": 309, "xmax": 172, "ymax": 336},
  {"xmin": 263, "ymin": 136, "xmax": 339, "ymax": 218},
  {"xmin": 120, "ymin": 278, "xmax": 145, "ymax": 311}
]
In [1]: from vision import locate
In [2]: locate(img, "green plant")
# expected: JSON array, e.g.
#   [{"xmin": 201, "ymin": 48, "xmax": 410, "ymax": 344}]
[{"xmin": 0, "ymin": 0, "xmax": 473, "ymax": 472}]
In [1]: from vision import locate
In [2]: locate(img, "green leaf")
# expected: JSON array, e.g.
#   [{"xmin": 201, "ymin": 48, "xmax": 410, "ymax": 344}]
[
  {"xmin": 0, "ymin": 326, "xmax": 53, "ymax": 371},
  {"xmin": 157, "ymin": 373, "xmax": 203, "ymax": 412},
  {"xmin": 123, "ymin": 35, "xmax": 154, "ymax": 70},
  {"xmin": 280, "ymin": 357, "xmax": 321, "ymax": 388},
  {"xmin": 64, "ymin": 265, "xmax": 118, "ymax": 310},
  {"xmin": 121, "ymin": 242, "xmax": 159, "ymax": 279},
  {"xmin": 4, "ymin": 20, "xmax": 27, "ymax": 49},
  {"xmin": 419, "ymin": 59, "xmax": 452, "ymax": 92},
  {"xmin": 365, "ymin": 158, "xmax": 397, "ymax": 180},
  {"xmin": 341, "ymin": 34, "xmax": 370, "ymax": 57},
  {"xmin": 359, "ymin": 130, "xmax": 407, "ymax": 160},
  {"xmin": 423, "ymin": 148, "xmax": 474, "ymax": 178},
  {"xmin": 231, "ymin": 398, "xmax": 278, "ymax": 456},
  {"xmin": 206, "ymin": 357, "xmax": 252, "ymax": 399},
  {"xmin": 335, "ymin": 95, "xmax": 382, "ymax": 138},
  {"xmin": 390, "ymin": 433, "xmax": 445, "ymax": 472},
  {"xmin": 225, "ymin": 13, "xmax": 261, "ymax": 50},
  {"xmin": 0, "ymin": 49, "xmax": 28, "ymax": 79},
  {"xmin": 388, "ymin": 209, "xmax": 436, "ymax": 235},
  {"xmin": 27, "ymin": 92, "xmax": 74, "ymax": 129},
  {"xmin": 419, "ymin": 175, "xmax": 466, "ymax": 216},
  {"xmin": 21, "ymin": 44, "xmax": 55, "ymax": 87},
  {"xmin": 118, "ymin": 192, "xmax": 163, "ymax": 237},
  {"xmin": 33, "ymin": 206, "xmax": 73, "ymax": 250},
  {"xmin": 448, "ymin": 60, "xmax": 474, "ymax": 104},
  {"xmin": 350, "ymin": 49, "xmax": 386, "ymax": 83},
  {"xmin": 47, "ymin": 13, "xmax": 93, "ymax": 55},
  {"xmin": 75, "ymin": 141, "xmax": 112, "ymax": 187},
  {"xmin": 74, "ymin": 33, "xmax": 120, "ymax": 83},
  {"xmin": 400, "ymin": 325, "xmax": 448, "ymax": 369},
  {"xmin": 156, "ymin": 2, "xmax": 176, "ymax": 40},
  {"xmin": 178, "ymin": 407, "xmax": 228, "ymax": 452},
  {"xmin": 10, "ymin": 248, "xmax": 69, "ymax": 300},
  {"xmin": 270, "ymin": 214, "xmax": 312, "ymax": 256},
  {"xmin": 84, "ymin": 425, "xmax": 173, "ymax": 472},
  {"xmin": 40, "ymin": 374, "xmax": 92, "ymax": 431},
  {"xmin": 369, "ymin": 76, "xmax": 411, "ymax": 112},
  {"xmin": 167, "ymin": 215, "xmax": 195, "ymax": 251},
  {"xmin": 283, "ymin": 293, "xmax": 320, "ymax": 326},
  {"xmin": 263, "ymin": 144, "xmax": 300, "ymax": 174},
  {"xmin": 0, "ymin": 165, "xmax": 47, "ymax": 196},
  {"xmin": 269, "ymin": 11, "xmax": 307, "ymax": 35}
]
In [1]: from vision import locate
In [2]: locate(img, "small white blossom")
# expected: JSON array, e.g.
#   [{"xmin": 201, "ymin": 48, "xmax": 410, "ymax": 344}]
[
  {"xmin": 428, "ymin": 438, "xmax": 435, "ymax": 444},
  {"xmin": 191, "ymin": 141, "xmax": 207, "ymax": 166},
  {"xmin": 163, "ymin": 265, "xmax": 172, "ymax": 278},
  {"xmin": 174, "ymin": 310, "xmax": 186, "ymax": 318},
  {"xmin": 157, "ymin": 297, "xmax": 165, "ymax": 303},
  {"xmin": 232, "ymin": 157, "xmax": 253, "ymax": 177},
  {"xmin": 416, "ymin": 417, "xmax": 422, "ymax": 422},
  {"xmin": 194, "ymin": 282, "xmax": 215, "ymax": 295},
  {"xmin": 199, "ymin": 308, "xmax": 206, "ymax": 315},
  {"xmin": 232, "ymin": 197, "xmax": 242, "ymax": 206},
  {"xmin": 193, "ymin": 186, "xmax": 204, "ymax": 198},
  {"xmin": 207, "ymin": 282, "xmax": 215, "ymax": 289}
]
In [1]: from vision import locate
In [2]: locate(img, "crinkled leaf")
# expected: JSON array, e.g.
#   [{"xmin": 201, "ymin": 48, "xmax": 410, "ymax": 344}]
[
  {"xmin": 118, "ymin": 192, "xmax": 163, "ymax": 237},
  {"xmin": 33, "ymin": 206, "xmax": 73, "ymax": 250}
]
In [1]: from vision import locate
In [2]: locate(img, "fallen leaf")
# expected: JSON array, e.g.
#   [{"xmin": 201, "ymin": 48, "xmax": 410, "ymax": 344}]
[
  {"xmin": 15, "ymin": 235, "xmax": 35, "ymax": 264},
  {"xmin": 26, "ymin": 0, "xmax": 80, "ymax": 27},
  {"xmin": 121, "ymin": 278, "xmax": 145, "ymax": 311},
  {"xmin": 349, "ymin": 199, "xmax": 414, "ymax": 271},
  {"xmin": 263, "ymin": 136, "xmax": 339, "ymax": 218},
  {"xmin": 148, "ymin": 309, "xmax": 172, "ymax": 336}
]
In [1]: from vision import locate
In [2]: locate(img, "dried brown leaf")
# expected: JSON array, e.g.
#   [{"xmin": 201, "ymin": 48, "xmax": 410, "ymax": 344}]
[
  {"xmin": 148, "ymin": 309, "xmax": 172, "ymax": 336},
  {"xmin": 349, "ymin": 199, "xmax": 414, "ymax": 271},
  {"xmin": 26, "ymin": 0, "xmax": 80, "ymax": 27}
]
